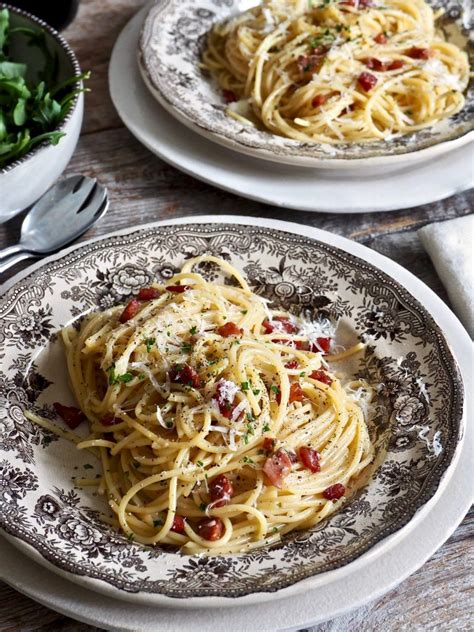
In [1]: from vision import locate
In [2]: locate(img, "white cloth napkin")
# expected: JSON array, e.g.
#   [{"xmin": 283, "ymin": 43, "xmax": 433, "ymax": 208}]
[{"xmin": 419, "ymin": 214, "xmax": 474, "ymax": 338}]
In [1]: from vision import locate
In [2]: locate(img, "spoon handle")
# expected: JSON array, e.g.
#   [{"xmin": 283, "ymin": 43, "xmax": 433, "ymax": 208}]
[
  {"xmin": 0, "ymin": 244, "xmax": 24, "ymax": 261},
  {"xmin": 0, "ymin": 251, "xmax": 36, "ymax": 276}
]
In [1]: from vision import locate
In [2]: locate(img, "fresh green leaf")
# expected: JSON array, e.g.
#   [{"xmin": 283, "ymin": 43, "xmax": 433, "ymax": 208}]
[
  {"xmin": 0, "ymin": 9, "xmax": 9, "ymax": 52},
  {"xmin": 0, "ymin": 10, "xmax": 89, "ymax": 168},
  {"xmin": 144, "ymin": 337, "xmax": 155, "ymax": 352},
  {"xmin": 13, "ymin": 97, "xmax": 27, "ymax": 125},
  {"xmin": 0, "ymin": 61, "xmax": 26, "ymax": 79}
]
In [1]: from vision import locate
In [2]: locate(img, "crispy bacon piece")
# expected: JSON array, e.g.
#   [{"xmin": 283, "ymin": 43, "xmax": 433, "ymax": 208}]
[
  {"xmin": 309, "ymin": 337, "xmax": 331, "ymax": 354},
  {"xmin": 309, "ymin": 369, "xmax": 332, "ymax": 385},
  {"xmin": 209, "ymin": 474, "xmax": 234, "ymax": 507},
  {"xmin": 214, "ymin": 380, "xmax": 236, "ymax": 419},
  {"xmin": 170, "ymin": 515, "xmax": 186, "ymax": 534},
  {"xmin": 388, "ymin": 60, "xmax": 404, "ymax": 70},
  {"xmin": 263, "ymin": 437, "xmax": 276, "ymax": 452},
  {"xmin": 197, "ymin": 517, "xmax": 224, "ymax": 541},
  {"xmin": 166, "ymin": 284, "xmax": 191, "ymax": 293},
  {"xmin": 297, "ymin": 47, "xmax": 327, "ymax": 73},
  {"xmin": 223, "ymin": 89, "xmax": 237, "ymax": 103},
  {"xmin": 120, "ymin": 298, "xmax": 140, "ymax": 323},
  {"xmin": 341, "ymin": 0, "xmax": 372, "ymax": 8},
  {"xmin": 407, "ymin": 47, "xmax": 431, "ymax": 60},
  {"xmin": 217, "ymin": 322, "xmax": 243, "ymax": 337},
  {"xmin": 363, "ymin": 57, "xmax": 385, "ymax": 71},
  {"xmin": 53, "ymin": 402, "xmax": 86, "ymax": 429},
  {"xmin": 299, "ymin": 446, "xmax": 321, "ymax": 473},
  {"xmin": 263, "ymin": 448, "xmax": 293, "ymax": 488},
  {"xmin": 276, "ymin": 382, "xmax": 304, "ymax": 405},
  {"xmin": 358, "ymin": 72, "xmax": 378, "ymax": 91},
  {"xmin": 169, "ymin": 363, "xmax": 201, "ymax": 389},
  {"xmin": 374, "ymin": 32, "xmax": 387, "ymax": 45},
  {"xmin": 100, "ymin": 414, "xmax": 121, "ymax": 426},
  {"xmin": 289, "ymin": 382, "xmax": 304, "ymax": 403},
  {"xmin": 341, "ymin": 103, "xmax": 356, "ymax": 115},
  {"xmin": 312, "ymin": 94, "xmax": 328, "ymax": 108},
  {"xmin": 364, "ymin": 57, "xmax": 404, "ymax": 71},
  {"xmin": 263, "ymin": 316, "xmax": 297, "ymax": 334},
  {"xmin": 323, "ymin": 483, "xmax": 346, "ymax": 500},
  {"xmin": 284, "ymin": 360, "xmax": 299, "ymax": 369},
  {"xmin": 137, "ymin": 287, "xmax": 160, "ymax": 301},
  {"xmin": 272, "ymin": 338, "xmax": 301, "ymax": 348}
]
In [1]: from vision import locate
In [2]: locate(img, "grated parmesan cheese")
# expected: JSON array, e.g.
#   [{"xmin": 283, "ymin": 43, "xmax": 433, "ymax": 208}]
[
  {"xmin": 217, "ymin": 379, "xmax": 240, "ymax": 403},
  {"xmin": 423, "ymin": 58, "xmax": 464, "ymax": 91}
]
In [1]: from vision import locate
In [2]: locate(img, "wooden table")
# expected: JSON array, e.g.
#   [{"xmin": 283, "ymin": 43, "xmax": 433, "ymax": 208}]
[{"xmin": 0, "ymin": 0, "xmax": 472, "ymax": 629}]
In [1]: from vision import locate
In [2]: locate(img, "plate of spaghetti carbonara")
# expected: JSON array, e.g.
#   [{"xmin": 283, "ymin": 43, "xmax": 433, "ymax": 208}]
[
  {"xmin": 0, "ymin": 218, "xmax": 464, "ymax": 605},
  {"xmin": 139, "ymin": 0, "xmax": 473, "ymax": 167}
]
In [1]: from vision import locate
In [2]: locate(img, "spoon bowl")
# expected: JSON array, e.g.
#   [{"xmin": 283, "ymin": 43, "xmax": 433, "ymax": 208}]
[{"xmin": 0, "ymin": 175, "xmax": 108, "ymax": 275}]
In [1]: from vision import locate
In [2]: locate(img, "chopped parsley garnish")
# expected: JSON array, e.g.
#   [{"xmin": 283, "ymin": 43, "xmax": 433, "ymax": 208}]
[
  {"xmin": 252, "ymin": 388, "xmax": 260, "ymax": 396},
  {"xmin": 144, "ymin": 337, "xmax": 155, "ymax": 352},
  {"xmin": 199, "ymin": 502, "xmax": 207, "ymax": 512},
  {"xmin": 127, "ymin": 533, "xmax": 135, "ymax": 541},
  {"xmin": 246, "ymin": 411, "xmax": 255, "ymax": 422},
  {"xmin": 241, "ymin": 381, "xmax": 250, "ymax": 391},
  {"xmin": 196, "ymin": 460, "xmax": 204, "ymax": 467},
  {"xmin": 270, "ymin": 385, "xmax": 280, "ymax": 394},
  {"xmin": 181, "ymin": 343, "xmax": 193, "ymax": 353},
  {"xmin": 106, "ymin": 364, "xmax": 133, "ymax": 385},
  {"xmin": 246, "ymin": 423, "xmax": 255, "ymax": 436},
  {"xmin": 189, "ymin": 325, "xmax": 198, "ymax": 335},
  {"xmin": 262, "ymin": 423, "xmax": 271, "ymax": 433},
  {"xmin": 242, "ymin": 456, "xmax": 254, "ymax": 464},
  {"xmin": 118, "ymin": 372, "xmax": 133, "ymax": 383}
]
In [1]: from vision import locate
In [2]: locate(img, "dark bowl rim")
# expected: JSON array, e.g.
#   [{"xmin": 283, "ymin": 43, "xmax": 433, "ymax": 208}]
[{"xmin": 0, "ymin": 2, "xmax": 82, "ymax": 175}]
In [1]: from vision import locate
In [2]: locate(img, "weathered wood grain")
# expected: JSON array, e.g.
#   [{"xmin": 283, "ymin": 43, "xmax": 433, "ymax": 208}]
[{"xmin": 0, "ymin": 0, "xmax": 472, "ymax": 628}]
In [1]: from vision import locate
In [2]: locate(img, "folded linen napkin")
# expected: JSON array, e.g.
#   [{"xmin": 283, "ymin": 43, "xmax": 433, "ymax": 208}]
[{"xmin": 419, "ymin": 214, "xmax": 473, "ymax": 338}]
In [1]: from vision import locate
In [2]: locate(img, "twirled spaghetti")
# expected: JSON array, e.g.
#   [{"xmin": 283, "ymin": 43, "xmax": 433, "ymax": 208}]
[
  {"xmin": 27, "ymin": 256, "xmax": 375, "ymax": 554},
  {"xmin": 202, "ymin": 0, "xmax": 470, "ymax": 143}
]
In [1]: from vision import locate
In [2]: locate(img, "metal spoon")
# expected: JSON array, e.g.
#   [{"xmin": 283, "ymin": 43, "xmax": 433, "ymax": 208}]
[{"xmin": 0, "ymin": 175, "xmax": 108, "ymax": 275}]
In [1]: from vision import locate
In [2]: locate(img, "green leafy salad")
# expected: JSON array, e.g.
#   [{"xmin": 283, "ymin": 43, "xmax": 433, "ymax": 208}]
[{"xmin": 0, "ymin": 8, "xmax": 88, "ymax": 168}]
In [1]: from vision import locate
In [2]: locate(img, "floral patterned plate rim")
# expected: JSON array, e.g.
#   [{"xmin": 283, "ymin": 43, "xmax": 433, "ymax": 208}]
[
  {"xmin": 0, "ymin": 216, "xmax": 465, "ymax": 607},
  {"xmin": 138, "ymin": 0, "xmax": 474, "ymax": 169}
]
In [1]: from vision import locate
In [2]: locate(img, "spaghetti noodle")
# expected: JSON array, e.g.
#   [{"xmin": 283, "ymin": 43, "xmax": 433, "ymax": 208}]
[
  {"xmin": 27, "ymin": 256, "xmax": 375, "ymax": 554},
  {"xmin": 202, "ymin": 0, "xmax": 470, "ymax": 143}
]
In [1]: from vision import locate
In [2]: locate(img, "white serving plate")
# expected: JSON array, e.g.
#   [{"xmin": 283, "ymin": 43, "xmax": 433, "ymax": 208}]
[
  {"xmin": 0, "ymin": 217, "xmax": 472, "ymax": 631},
  {"xmin": 0, "ymin": 215, "xmax": 467, "ymax": 610},
  {"xmin": 110, "ymin": 6, "xmax": 474, "ymax": 213}
]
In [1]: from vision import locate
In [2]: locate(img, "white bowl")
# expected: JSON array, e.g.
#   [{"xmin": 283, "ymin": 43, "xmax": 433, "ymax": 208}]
[{"xmin": 0, "ymin": 4, "xmax": 84, "ymax": 222}]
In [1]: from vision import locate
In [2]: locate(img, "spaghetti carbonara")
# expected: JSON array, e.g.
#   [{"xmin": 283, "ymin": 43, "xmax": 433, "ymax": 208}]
[
  {"xmin": 202, "ymin": 0, "xmax": 470, "ymax": 143},
  {"xmin": 27, "ymin": 256, "xmax": 375, "ymax": 554}
]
